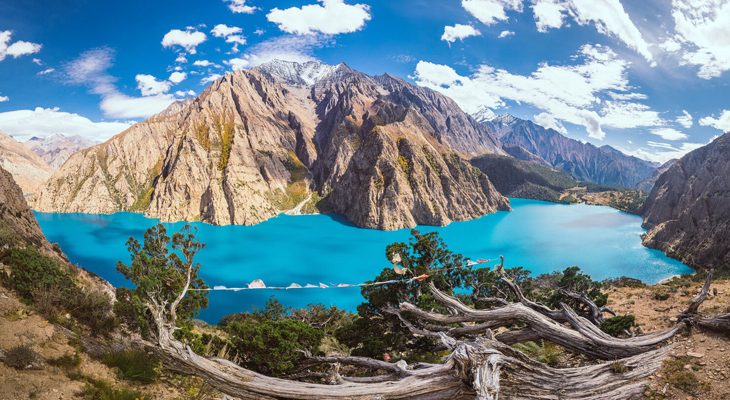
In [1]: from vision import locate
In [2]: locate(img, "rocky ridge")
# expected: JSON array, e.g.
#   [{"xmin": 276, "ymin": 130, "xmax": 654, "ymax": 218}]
[
  {"xmin": 480, "ymin": 115, "xmax": 657, "ymax": 189},
  {"xmin": 642, "ymin": 133, "xmax": 730, "ymax": 271},
  {"xmin": 0, "ymin": 132, "xmax": 53, "ymax": 196},
  {"xmin": 35, "ymin": 60, "xmax": 509, "ymax": 230}
]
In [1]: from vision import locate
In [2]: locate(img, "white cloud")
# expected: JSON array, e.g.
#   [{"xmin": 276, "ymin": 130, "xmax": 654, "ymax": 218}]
[
  {"xmin": 201, "ymin": 74, "xmax": 223, "ymax": 85},
  {"xmin": 676, "ymin": 109, "xmax": 693, "ymax": 128},
  {"xmin": 0, "ymin": 107, "xmax": 131, "ymax": 141},
  {"xmin": 0, "ymin": 95, "xmax": 8, "ymax": 102},
  {"xmin": 211, "ymin": 24, "xmax": 242, "ymax": 38},
  {"xmin": 462, "ymin": 0, "xmax": 523, "ymax": 25},
  {"xmin": 651, "ymin": 127, "xmax": 688, "ymax": 141},
  {"xmin": 174, "ymin": 90, "xmax": 196, "ymax": 97},
  {"xmin": 530, "ymin": 0, "xmax": 654, "ymax": 64},
  {"xmin": 534, "ymin": 112, "xmax": 567, "ymax": 134},
  {"xmin": 532, "ymin": 0, "xmax": 564, "ymax": 31},
  {"xmin": 441, "ymin": 24, "xmax": 481, "ymax": 44},
  {"xmin": 625, "ymin": 141, "xmax": 705, "ymax": 164},
  {"xmin": 136, "ymin": 74, "xmax": 171, "ymax": 96},
  {"xmin": 225, "ymin": 0, "xmax": 257, "ymax": 14},
  {"xmin": 254, "ymin": 29, "xmax": 265, "ymax": 36},
  {"xmin": 699, "ymin": 109, "xmax": 730, "ymax": 132},
  {"xmin": 267, "ymin": 0, "xmax": 371, "ymax": 35},
  {"xmin": 0, "ymin": 30, "xmax": 42, "ymax": 61},
  {"xmin": 225, "ymin": 35, "xmax": 325, "ymax": 70},
  {"xmin": 193, "ymin": 59, "xmax": 217, "ymax": 67},
  {"xmin": 413, "ymin": 44, "xmax": 661, "ymax": 140},
  {"xmin": 32, "ymin": 58, "xmax": 42, "ymax": 65},
  {"xmin": 37, "ymin": 67, "xmax": 55, "ymax": 75},
  {"xmin": 64, "ymin": 48, "xmax": 176, "ymax": 119},
  {"xmin": 498, "ymin": 30, "xmax": 515, "ymax": 38},
  {"xmin": 175, "ymin": 54, "xmax": 188, "ymax": 63},
  {"xmin": 168, "ymin": 71, "xmax": 187, "ymax": 84},
  {"xmin": 666, "ymin": 0, "xmax": 730, "ymax": 79},
  {"xmin": 161, "ymin": 28, "xmax": 207, "ymax": 54}
]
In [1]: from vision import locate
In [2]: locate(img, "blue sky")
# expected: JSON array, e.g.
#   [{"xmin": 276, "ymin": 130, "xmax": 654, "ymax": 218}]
[{"xmin": 1, "ymin": 0, "xmax": 729, "ymax": 163}]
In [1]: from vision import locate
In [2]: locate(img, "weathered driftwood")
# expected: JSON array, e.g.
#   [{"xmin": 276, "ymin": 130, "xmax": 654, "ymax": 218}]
[
  {"xmin": 139, "ymin": 260, "xmax": 719, "ymax": 400},
  {"xmin": 678, "ymin": 270, "xmax": 730, "ymax": 334}
]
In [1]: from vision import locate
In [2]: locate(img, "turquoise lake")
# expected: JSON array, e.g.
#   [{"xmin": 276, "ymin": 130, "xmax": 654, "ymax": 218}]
[{"xmin": 35, "ymin": 199, "xmax": 693, "ymax": 323}]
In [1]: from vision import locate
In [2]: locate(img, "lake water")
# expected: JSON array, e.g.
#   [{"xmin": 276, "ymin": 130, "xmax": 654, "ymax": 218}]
[{"xmin": 35, "ymin": 199, "xmax": 693, "ymax": 323}]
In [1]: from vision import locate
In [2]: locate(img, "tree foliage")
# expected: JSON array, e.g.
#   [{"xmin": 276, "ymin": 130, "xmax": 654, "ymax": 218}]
[{"xmin": 116, "ymin": 224, "xmax": 208, "ymax": 335}]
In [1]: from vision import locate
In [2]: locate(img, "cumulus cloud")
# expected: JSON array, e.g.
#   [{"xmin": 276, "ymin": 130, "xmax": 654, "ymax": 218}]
[
  {"xmin": 498, "ymin": 30, "xmax": 515, "ymax": 38},
  {"xmin": 413, "ymin": 44, "xmax": 659, "ymax": 140},
  {"xmin": 63, "ymin": 48, "xmax": 175, "ymax": 119},
  {"xmin": 699, "ymin": 109, "xmax": 730, "ymax": 132},
  {"xmin": 0, "ymin": 30, "xmax": 42, "ymax": 61},
  {"xmin": 174, "ymin": 90, "xmax": 196, "ymax": 97},
  {"xmin": 267, "ymin": 0, "xmax": 371, "ymax": 35},
  {"xmin": 676, "ymin": 109, "xmax": 693, "ymax": 128},
  {"xmin": 168, "ymin": 71, "xmax": 187, "ymax": 84},
  {"xmin": 0, "ymin": 107, "xmax": 131, "ymax": 141},
  {"xmin": 650, "ymin": 127, "xmax": 688, "ymax": 141},
  {"xmin": 136, "ymin": 74, "xmax": 171, "ymax": 96},
  {"xmin": 534, "ymin": 112, "xmax": 567, "ymax": 134},
  {"xmin": 225, "ymin": 35, "xmax": 326, "ymax": 70},
  {"xmin": 201, "ymin": 73, "xmax": 223, "ymax": 85},
  {"xmin": 161, "ymin": 28, "xmax": 207, "ymax": 54},
  {"xmin": 211, "ymin": 24, "xmax": 242, "ymax": 38},
  {"xmin": 530, "ymin": 0, "xmax": 654, "ymax": 64},
  {"xmin": 225, "ymin": 0, "xmax": 257, "ymax": 14},
  {"xmin": 461, "ymin": 0, "xmax": 523, "ymax": 25},
  {"xmin": 664, "ymin": 0, "xmax": 730, "ymax": 79},
  {"xmin": 441, "ymin": 24, "xmax": 481, "ymax": 44},
  {"xmin": 193, "ymin": 59, "xmax": 219, "ymax": 68},
  {"xmin": 0, "ymin": 95, "xmax": 8, "ymax": 102}
]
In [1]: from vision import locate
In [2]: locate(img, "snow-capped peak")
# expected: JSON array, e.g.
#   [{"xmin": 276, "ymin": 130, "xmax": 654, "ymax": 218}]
[
  {"xmin": 471, "ymin": 106, "xmax": 497, "ymax": 123},
  {"xmin": 256, "ymin": 60, "xmax": 341, "ymax": 86}
]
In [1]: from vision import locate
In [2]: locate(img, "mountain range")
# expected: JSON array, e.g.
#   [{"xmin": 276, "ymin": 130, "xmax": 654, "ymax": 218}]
[
  {"xmin": 0, "ymin": 131, "xmax": 53, "ymax": 196},
  {"xmin": 35, "ymin": 61, "xmax": 510, "ymax": 230},
  {"xmin": 25, "ymin": 134, "xmax": 96, "ymax": 169}
]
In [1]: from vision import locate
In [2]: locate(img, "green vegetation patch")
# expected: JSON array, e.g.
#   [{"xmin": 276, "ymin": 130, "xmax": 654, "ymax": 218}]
[{"xmin": 102, "ymin": 350, "xmax": 161, "ymax": 384}]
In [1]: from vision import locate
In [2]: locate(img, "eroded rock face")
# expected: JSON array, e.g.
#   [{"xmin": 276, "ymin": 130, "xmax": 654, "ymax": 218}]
[
  {"xmin": 642, "ymin": 133, "xmax": 730, "ymax": 270},
  {"xmin": 0, "ymin": 166, "xmax": 49, "ymax": 248},
  {"xmin": 34, "ymin": 61, "xmax": 509, "ymax": 230}
]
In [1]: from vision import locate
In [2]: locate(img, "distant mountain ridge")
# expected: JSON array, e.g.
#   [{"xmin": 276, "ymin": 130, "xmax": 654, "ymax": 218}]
[
  {"xmin": 35, "ymin": 60, "xmax": 509, "ymax": 230},
  {"xmin": 480, "ymin": 115, "xmax": 657, "ymax": 189},
  {"xmin": 25, "ymin": 133, "xmax": 96, "ymax": 169}
]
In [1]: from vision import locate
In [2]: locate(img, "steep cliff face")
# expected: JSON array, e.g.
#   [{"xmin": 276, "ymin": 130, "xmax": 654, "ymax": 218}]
[
  {"xmin": 642, "ymin": 133, "xmax": 730, "ymax": 270},
  {"xmin": 482, "ymin": 116, "xmax": 657, "ymax": 188},
  {"xmin": 0, "ymin": 167, "xmax": 50, "ymax": 249},
  {"xmin": 35, "ymin": 61, "xmax": 508, "ymax": 230},
  {"xmin": 0, "ymin": 132, "xmax": 53, "ymax": 196}
]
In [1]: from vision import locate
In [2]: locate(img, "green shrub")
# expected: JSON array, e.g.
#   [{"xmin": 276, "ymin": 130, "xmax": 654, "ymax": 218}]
[
  {"xmin": 600, "ymin": 315, "xmax": 636, "ymax": 337},
  {"xmin": 653, "ymin": 291, "xmax": 671, "ymax": 301},
  {"xmin": 513, "ymin": 341, "xmax": 563, "ymax": 366},
  {"xmin": 226, "ymin": 316, "xmax": 323, "ymax": 376},
  {"xmin": 1, "ymin": 247, "xmax": 74, "ymax": 301},
  {"xmin": 102, "ymin": 350, "xmax": 160, "ymax": 384},
  {"xmin": 68, "ymin": 290, "xmax": 117, "ymax": 336},
  {"xmin": 3, "ymin": 344, "xmax": 42, "ymax": 370},
  {"xmin": 48, "ymin": 351, "xmax": 82, "ymax": 369},
  {"xmin": 81, "ymin": 378, "xmax": 149, "ymax": 400}
]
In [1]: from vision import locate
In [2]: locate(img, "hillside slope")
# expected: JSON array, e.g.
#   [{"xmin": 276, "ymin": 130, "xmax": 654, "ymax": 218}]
[
  {"xmin": 642, "ymin": 133, "xmax": 730, "ymax": 270},
  {"xmin": 0, "ymin": 132, "xmax": 52, "ymax": 196}
]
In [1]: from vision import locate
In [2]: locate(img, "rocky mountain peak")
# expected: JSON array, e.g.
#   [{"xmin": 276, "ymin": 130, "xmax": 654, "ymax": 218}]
[
  {"xmin": 255, "ymin": 59, "xmax": 344, "ymax": 86},
  {"xmin": 471, "ymin": 107, "xmax": 497, "ymax": 124}
]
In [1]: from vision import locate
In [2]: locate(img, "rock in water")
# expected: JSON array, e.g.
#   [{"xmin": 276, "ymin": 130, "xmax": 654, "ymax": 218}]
[
  {"xmin": 35, "ymin": 61, "xmax": 509, "ymax": 230},
  {"xmin": 642, "ymin": 133, "xmax": 730, "ymax": 270}
]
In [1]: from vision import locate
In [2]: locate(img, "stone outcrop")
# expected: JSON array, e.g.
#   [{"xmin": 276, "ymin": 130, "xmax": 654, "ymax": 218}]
[
  {"xmin": 0, "ymin": 132, "xmax": 53, "ymax": 196},
  {"xmin": 481, "ymin": 115, "xmax": 657, "ymax": 189},
  {"xmin": 0, "ymin": 166, "xmax": 50, "ymax": 249},
  {"xmin": 35, "ymin": 61, "xmax": 509, "ymax": 230},
  {"xmin": 642, "ymin": 133, "xmax": 730, "ymax": 270}
]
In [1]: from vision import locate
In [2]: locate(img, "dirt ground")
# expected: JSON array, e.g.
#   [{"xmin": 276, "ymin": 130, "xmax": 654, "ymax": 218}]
[{"xmin": 608, "ymin": 278, "xmax": 730, "ymax": 400}]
